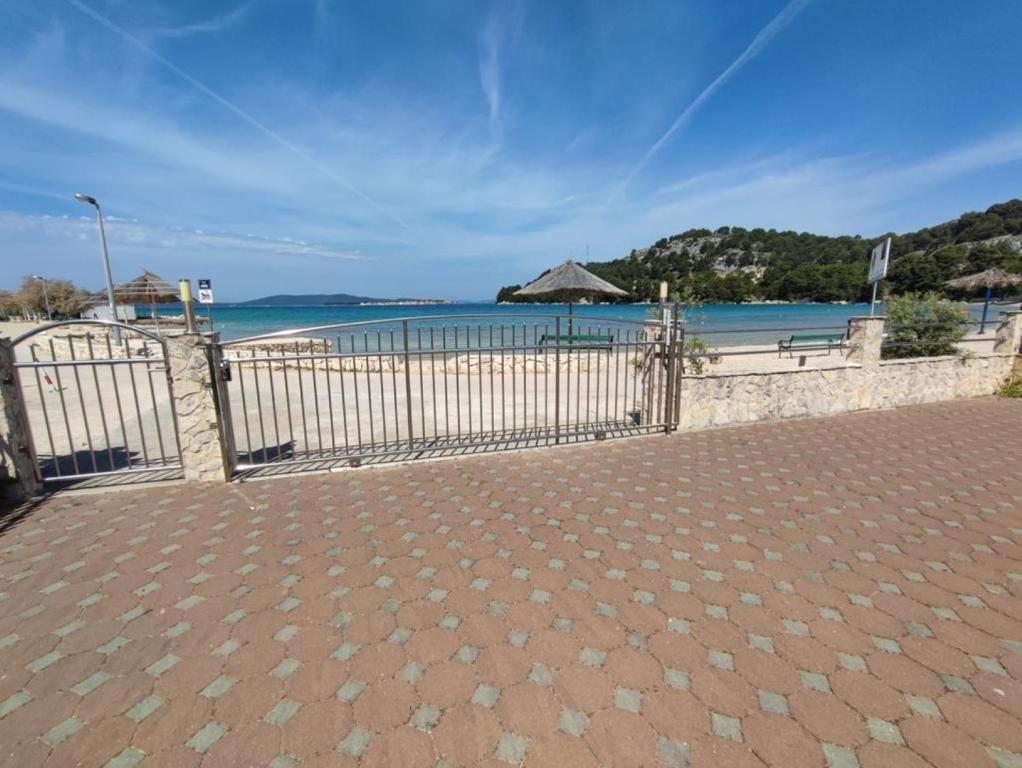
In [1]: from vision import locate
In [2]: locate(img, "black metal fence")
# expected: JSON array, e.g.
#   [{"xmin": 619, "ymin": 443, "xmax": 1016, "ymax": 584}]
[{"xmin": 221, "ymin": 314, "xmax": 682, "ymax": 474}]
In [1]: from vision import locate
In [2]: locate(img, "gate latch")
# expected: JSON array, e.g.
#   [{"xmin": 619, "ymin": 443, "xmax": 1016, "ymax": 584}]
[{"xmin": 218, "ymin": 359, "xmax": 232, "ymax": 382}]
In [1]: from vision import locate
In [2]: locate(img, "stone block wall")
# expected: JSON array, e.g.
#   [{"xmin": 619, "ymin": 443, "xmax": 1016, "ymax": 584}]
[{"xmin": 676, "ymin": 312, "xmax": 1021, "ymax": 433}]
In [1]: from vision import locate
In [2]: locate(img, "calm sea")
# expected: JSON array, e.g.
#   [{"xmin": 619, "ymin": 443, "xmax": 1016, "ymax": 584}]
[{"xmin": 149, "ymin": 302, "xmax": 906, "ymax": 346}]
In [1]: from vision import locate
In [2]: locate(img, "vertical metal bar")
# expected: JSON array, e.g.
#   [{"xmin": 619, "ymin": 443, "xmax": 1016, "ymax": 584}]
[
  {"xmin": 162, "ymin": 340, "xmax": 184, "ymax": 465},
  {"xmin": 142, "ymin": 339, "xmax": 171, "ymax": 466},
  {"xmin": 554, "ymin": 317, "xmax": 561, "ymax": 445},
  {"xmin": 48, "ymin": 339, "xmax": 80, "ymax": 475},
  {"xmin": 28, "ymin": 345, "xmax": 58, "ymax": 477},
  {"xmin": 389, "ymin": 329, "xmax": 400, "ymax": 445},
  {"xmin": 280, "ymin": 342, "xmax": 296, "ymax": 455},
  {"xmin": 309, "ymin": 340, "xmax": 324, "ymax": 456},
  {"xmin": 364, "ymin": 333, "xmax": 376, "ymax": 447},
  {"xmin": 432, "ymin": 328, "xmax": 442, "ymax": 440},
  {"xmin": 535, "ymin": 323, "xmax": 540, "ymax": 434},
  {"xmin": 349, "ymin": 335, "xmax": 363, "ymax": 450},
  {"xmin": 378, "ymin": 330, "xmax": 389, "ymax": 445},
  {"xmin": 443, "ymin": 327, "xmax": 452, "ymax": 438},
  {"xmin": 265, "ymin": 347, "xmax": 282, "ymax": 460},
  {"xmin": 119, "ymin": 339, "xmax": 150, "ymax": 468},
  {"xmin": 564, "ymin": 323, "xmax": 572, "ymax": 437},
  {"xmin": 500, "ymin": 325, "xmax": 506, "ymax": 434},
  {"xmin": 66, "ymin": 337, "xmax": 99, "ymax": 473},
  {"xmin": 237, "ymin": 348, "xmax": 253, "ymax": 461},
  {"xmin": 477, "ymin": 325, "xmax": 484, "ymax": 436},
  {"xmin": 84, "ymin": 334, "xmax": 116, "ymax": 470},
  {"xmin": 663, "ymin": 332, "xmax": 677, "ymax": 434},
  {"xmin": 588, "ymin": 325, "xmax": 596, "ymax": 429},
  {"xmin": 462, "ymin": 326, "xmax": 471, "ymax": 437},
  {"xmin": 613, "ymin": 326, "xmax": 623, "ymax": 428},
  {"xmin": 294, "ymin": 341, "xmax": 310, "ymax": 457},
  {"xmin": 403, "ymin": 321, "xmax": 414, "ymax": 450},
  {"xmin": 593, "ymin": 326, "xmax": 601, "ymax": 429},
  {"xmin": 578, "ymin": 324, "xmax": 586, "ymax": 428},
  {"xmin": 337, "ymin": 336, "xmax": 351, "ymax": 452},
  {"xmin": 603, "ymin": 326, "xmax": 612, "ymax": 428},
  {"xmin": 510, "ymin": 325, "xmax": 517, "ymax": 433},
  {"xmin": 324, "ymin": 342, "xmax": 337, "ymax": 455},
  {"xmin": 250, "ymin": 348, "xmax": 269, "ymax": 463},
  {"xmin": 418, "ymin": 327, "xmax": 426, "ymax": 439},
  {"xmin": 102, "ymin": 335, "xmax": 131, "ymax": 463},
  {"xmin": 489, "ymin": 324, "xmax": 495, "ymax": 436}
]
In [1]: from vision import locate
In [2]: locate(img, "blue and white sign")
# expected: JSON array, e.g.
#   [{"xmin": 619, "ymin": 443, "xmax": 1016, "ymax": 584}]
[{"xmin": 197, "ymin": 278, "xmax": 214, "ymax": 304}]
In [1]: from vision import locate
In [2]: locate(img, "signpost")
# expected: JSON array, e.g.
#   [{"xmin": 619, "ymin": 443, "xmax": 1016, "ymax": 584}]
[
  {"xmin": 197, "ymin": 279, "xmax": 214, "ymax": 333},
  {"xmin": 868, "ymin": 237, "xmax": 890, "ymax": 316}
]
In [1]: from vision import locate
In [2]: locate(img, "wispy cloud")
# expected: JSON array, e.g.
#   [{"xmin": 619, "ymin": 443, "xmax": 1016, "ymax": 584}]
[
  {"xmin": 479, "ymin": 15, "xmax": 502, "ymax": 136},
  {"xmin": 0, "ymin": 211, "xmax": 365, "ymax": 261},
  {"xmin": 610, "ymin": 0, "xmax": 812, "ymax": 201},
  {"xmin": 63, "ymin": 0, "xmax": 410, "ymax": 229},
  {"xmin": 152, "ymin": 3, "xmax": 253, "ymax": 39}
]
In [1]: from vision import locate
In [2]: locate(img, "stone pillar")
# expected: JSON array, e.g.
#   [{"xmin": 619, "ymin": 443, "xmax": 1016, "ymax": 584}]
[
  {"xmin": 166, "ymin": 333, "xmax": 229, "ymax": 483},
  {"xmin": 0, "ymin": 339, "xmax": 43, "ymax": 499},
  {"xmin": 993, "ymin": 311, "xmax": 1022, "ymax": 355},
  {"xmin": 845, "ymin": 316, "xmax": 885, "ymax": 366}
]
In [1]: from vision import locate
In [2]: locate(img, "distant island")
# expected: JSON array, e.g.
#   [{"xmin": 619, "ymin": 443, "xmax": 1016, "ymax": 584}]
[
  {"xmin": 496, "ymin": 199, "xmax": 1022, "ymax": 304},
  {"xmin": 238, "ymin": 293, "xmax": 453, "ymax": 307}
]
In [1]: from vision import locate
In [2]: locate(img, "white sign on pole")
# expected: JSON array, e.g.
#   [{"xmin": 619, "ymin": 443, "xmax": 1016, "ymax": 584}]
[
  {"xmin": 868, "ymin": 238, "xmax": 890, "ymax": 284},
  {"xmin": 197, "ymin": 278, "xmax": 214, "ymax": 305}
]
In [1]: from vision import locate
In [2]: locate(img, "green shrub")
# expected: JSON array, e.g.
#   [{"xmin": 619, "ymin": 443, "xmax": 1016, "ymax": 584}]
[
  {"xmin": 999, "ymin": 375, "xmax": 1022, "ymax": 398},
  {"xmin": 881, "ymin": 292, "xmax": 969, "ymax": 359}
]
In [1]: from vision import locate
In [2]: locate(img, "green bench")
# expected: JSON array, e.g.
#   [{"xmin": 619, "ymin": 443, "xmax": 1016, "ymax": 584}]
[
  {"xmin": 777, "ymin": 333, "xmax": 846, "ymax": 357},
  {"xmin": 539, "ymin": 333, "xmax": 614, "ymax": 351}
]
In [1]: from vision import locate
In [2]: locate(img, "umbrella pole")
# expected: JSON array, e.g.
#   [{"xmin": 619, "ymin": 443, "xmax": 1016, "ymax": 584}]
[
  {"xmin": 568, "ymin": 301, "xmax": 573, "ymax": 336},
  {"xmin": 152, "ymin": 299, "xmax": 160, "ymax": 334},
  {"xmin": 979, "ymin": 285, "xmax": 991, "ymax": 334}
]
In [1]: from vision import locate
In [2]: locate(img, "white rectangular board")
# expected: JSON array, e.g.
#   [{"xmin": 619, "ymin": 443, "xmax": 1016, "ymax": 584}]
[{"xmin": 868, "ymin": 238, "xmax": 890, "ymax": 284}]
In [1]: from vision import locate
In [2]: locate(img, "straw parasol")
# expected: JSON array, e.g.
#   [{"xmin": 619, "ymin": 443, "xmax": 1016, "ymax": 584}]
[
  {"xmin": 946, "ymin": 267, "xmax": 1022, "ymax": 333},
  {"xmin": 109, "ymin": 270, "xmax": 181, "ymax": 333},
  {"xmin": 514, "ymin": 260, "xmax": 628, "ymax": 332}
]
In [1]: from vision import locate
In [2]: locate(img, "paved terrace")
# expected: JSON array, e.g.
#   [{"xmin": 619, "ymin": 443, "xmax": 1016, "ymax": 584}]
[{"xmin": 1, "ymin": 398, "xmax": 1021, "ymax": 768}]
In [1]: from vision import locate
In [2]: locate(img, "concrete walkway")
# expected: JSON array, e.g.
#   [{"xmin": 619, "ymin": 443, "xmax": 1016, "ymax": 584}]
[{"xmin": 1, "ymin": 398, "xmax": 1020, "ymax": 767}]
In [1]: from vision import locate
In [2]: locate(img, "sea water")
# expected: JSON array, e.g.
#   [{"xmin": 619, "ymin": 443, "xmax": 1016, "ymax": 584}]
[{"xmin": 151, "ymin": 301, "xmax": 989, "ymax": 346}]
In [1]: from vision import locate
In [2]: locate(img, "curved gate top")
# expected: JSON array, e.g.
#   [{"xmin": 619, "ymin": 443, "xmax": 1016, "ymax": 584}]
[
  {"xmin": 11, "ymin": 320, "xmax": 183, "ymax": 485},
  {"xmin": 219, "ymin": 312, "xmax": 681, "ymax": 477}
]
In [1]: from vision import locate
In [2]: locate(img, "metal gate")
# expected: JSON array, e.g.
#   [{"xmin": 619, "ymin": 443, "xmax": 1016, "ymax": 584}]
[
  {"xmin": 221, "ymin": 313, "xmax": 681, "ymax": 475},
  {"xmin": 11, "ymin": 321, "xmax": 183, "ymax": 485}
]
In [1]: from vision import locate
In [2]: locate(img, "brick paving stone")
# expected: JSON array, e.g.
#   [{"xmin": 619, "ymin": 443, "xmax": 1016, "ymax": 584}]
[{"xmin": 0, "ymin": 399, "xmax": 1021, "ymax": 767}]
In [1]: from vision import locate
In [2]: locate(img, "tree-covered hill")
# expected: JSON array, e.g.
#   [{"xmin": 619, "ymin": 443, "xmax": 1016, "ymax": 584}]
[{"xmin": 497, "ymin": 199, "xmax": 1022, "ymax": 303}]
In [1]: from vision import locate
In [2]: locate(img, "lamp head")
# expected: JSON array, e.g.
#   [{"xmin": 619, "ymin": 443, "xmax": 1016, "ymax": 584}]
[{"xmin": 74, "ymin": 193, "xmax": 98, "ymax": 206}]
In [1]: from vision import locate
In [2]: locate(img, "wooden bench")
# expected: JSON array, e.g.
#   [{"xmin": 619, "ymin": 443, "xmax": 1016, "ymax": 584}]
[
  {"xmin": 777, "ymin": 333, "xmax": 846, "ymax": 358},
  {"xmin": 539, "ymin": 333, "xmax": 614, "ymax": 351}
]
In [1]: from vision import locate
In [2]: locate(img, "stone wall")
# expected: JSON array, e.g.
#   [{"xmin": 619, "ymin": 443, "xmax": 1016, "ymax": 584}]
[
  {"xmin": 166, "ymin": 334, "xmax": 229, "ymax": 483},
  {"xmin": 675, "ymin": 312, "xmax": 1019, "ymax": 433},
  {"xmin": 677, "ymin": 331, "xmax": 1017, "ymax": 433}
]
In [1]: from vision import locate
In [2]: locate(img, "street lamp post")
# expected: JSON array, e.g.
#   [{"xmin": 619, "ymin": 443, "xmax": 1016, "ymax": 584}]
[
  {"xmin": 74, "ymin": 194, "xmax": 121, "ymax": 344},
  {"xmin": 31, "ymin": 275, "xmax": 52, "ymax": 321}
]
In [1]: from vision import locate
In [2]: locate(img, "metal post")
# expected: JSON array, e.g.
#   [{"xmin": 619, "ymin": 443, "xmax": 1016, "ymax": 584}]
[
  {"xmin": 179, "ymin": 279, "xmax": 197, "ymax": 334},
  {"xmin": 74, "ymin": 194, "xmax": 121, "ymax": 344},
  {"xmin": 33, "ymin": 276, "xmax": 52, "ymax": 321},
  {"xmin": 869, "ymin": 281, "xmax": 878, "ymax": 317},
  {"xmin": 554, "ymin": 316, "xmax": 561, "ymax": 445},
  {"xmin": 979, "ymin": 285, "xmax": 991, "ymax": 334},
  {"xmin": 94, "ymin": 204, "xmax": 121, "ymax": 345},
  {"xmin": 402, "ymin": 320, "xmax": 414, "ymax": 450}
]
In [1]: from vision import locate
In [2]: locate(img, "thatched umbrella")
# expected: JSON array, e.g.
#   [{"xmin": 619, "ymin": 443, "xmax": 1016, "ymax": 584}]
[
  {"xmin": 514, "ymin": 260, "xmax": 628, "ymax": 333},
  {"xmin": 946, "ymin": 267, "xmax": 1022, "ymax": 333},
  {"xmin": 109, "ymin": 270, "xmax": 181, "ymax": 333}
]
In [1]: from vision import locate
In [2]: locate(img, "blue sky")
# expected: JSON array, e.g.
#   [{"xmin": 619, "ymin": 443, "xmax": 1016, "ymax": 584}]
[{"xmin": 2, "ymin": 0, "xmax": 1021, "ymax": 301}]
